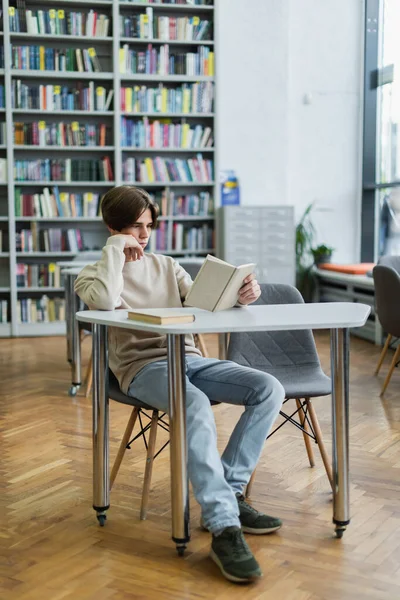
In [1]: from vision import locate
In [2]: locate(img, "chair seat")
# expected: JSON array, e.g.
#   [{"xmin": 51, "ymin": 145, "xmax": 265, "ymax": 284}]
[
  {"xmin": 109, "ymin": 369, "xmax": 220, "ymax": 409},
  {"xmin": 109, "ymin": 371, "xmax": 155, "ymax": 411},
  {"xmin": 252, "ymin": 365, "xmax": 331, "ymax": 399}
]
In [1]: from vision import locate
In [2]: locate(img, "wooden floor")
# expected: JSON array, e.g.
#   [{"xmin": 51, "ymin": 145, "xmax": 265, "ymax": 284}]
[{"xmin": 1, "ymin": 333, "xmax": 400, "ymax": 599}]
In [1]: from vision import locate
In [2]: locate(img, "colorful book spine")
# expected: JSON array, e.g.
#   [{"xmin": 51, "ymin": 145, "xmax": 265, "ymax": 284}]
[
  {"xmin": 122, "ymin": 154, "xmax": 213, "ymax": 183},
  {"xmin": 150, "ymin": 189, "xmax": 212, "ymax": 217},
  {"xmin": 16, "ymin": 296, "xmax": 65, "ymax": 323},
  {"xmin": 119, "ymin": 43, "xmax": 214, "ymax": 76},
  {"xmin": 12, "ymin": 80, "xmax": 113, "ymax": 111},
  {"xmin": 120, "ymin": 82, "xmax": 213, "ymax": 114},
  {"xmin": 172, "ymin": 223, "xmax": 213, "ymax": 251},
  {"xmin": 119, "ymin": 13, "xmax": 211, "ymax": 41},
  {"xmin": 14, "ymin": 159, "xmax": 113, "ymax": 182},
  {"xmin": 9, "ymin": 8, "xmax": 110, "ymax": 36},
  {"xmin": 16, "ymin": 263, "xmax": 61, "ymax": 288},
  {"xmin": 16, "ymin": 227, "xmax": 84, "ymax": 252},
  {"xmin": 11, "ymin": 45, "xmax": 103, "ymax": 73},
  {"xmin": 14, "ymin": 187, "xmax": 102, "ymax": 218},
  {"xmin": 120, "ymin": 117, "xmax": 212, "ymax": 149},
  {"xmin": 14, "ymin": 121, "xmax": 108, "ymax": 147}
]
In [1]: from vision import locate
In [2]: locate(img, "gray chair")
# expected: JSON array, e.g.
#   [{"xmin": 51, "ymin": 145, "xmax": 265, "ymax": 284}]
[
  {"xmin": 107, "ymin": 370, "xmax": 170, "ymax": 524},
  {"xmin": 108, "ymin": 370, "xmax": 220, "ymax": 523},
  {"xmin": 378, "ymin": 254, "xmax": 400, "ymax": 273},
  {"xmin": 373, "ymin": 264, "xmax": 400, "ymax": 395},
  {"xmin": 227, "ymin": 283, "xmax": 333, "ymax": 496}
]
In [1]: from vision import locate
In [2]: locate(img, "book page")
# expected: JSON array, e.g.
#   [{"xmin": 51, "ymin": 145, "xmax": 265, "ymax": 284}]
[
  {"xmin": 185, "ymin": 255, "xmax": 235, "ymax": 311},
  {"xmin": 214, "ymin": 263, "xmax": 256, "ymax": 311}
]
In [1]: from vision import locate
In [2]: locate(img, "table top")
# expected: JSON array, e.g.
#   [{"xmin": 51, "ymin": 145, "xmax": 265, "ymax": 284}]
[
  {"xmin": 315, "ymin": 268, "xmax": 374, "ymax": 288},
  {"xmin": 61, "ymin": 266, "xmax": 86, "ymax": 276},
  {"xmin": 57, "ymin": 261, "xmax": 96, "ymax": 268},
  {"xmin": 76, "ymin": 302, "xmax": 371, "ymax": 334}
]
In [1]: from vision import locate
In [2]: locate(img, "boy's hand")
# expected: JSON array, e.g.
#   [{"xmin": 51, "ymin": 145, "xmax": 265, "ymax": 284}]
[
  {"xmin": 112, "ymin": 233, "xmax": 144, "ymax": 262},
  {"xmin": 238, "ymin": 274, "xmax": 261, "ymax": 305}
]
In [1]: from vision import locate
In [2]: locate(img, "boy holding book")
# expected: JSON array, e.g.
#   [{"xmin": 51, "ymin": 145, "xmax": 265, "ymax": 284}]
[{"xmin": 75, "ymin": 185, "xmax": 284, "ymax": 584}]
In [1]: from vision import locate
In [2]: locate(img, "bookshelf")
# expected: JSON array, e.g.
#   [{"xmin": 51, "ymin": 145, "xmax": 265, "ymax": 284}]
[{"xmin": 0, "ymin": 0, "xmax": 216, "ymax": 337}]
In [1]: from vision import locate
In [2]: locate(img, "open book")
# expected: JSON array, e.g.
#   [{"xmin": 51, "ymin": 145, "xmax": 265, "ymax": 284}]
[{"xmin": 185, "ymin": 255, "xmax": 256, "ymax": 312}]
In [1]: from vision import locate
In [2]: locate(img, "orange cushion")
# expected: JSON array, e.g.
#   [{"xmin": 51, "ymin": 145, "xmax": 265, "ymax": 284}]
[{"xmin": 318, "ymin": 263, "xmax": 375, "ymax": 275}]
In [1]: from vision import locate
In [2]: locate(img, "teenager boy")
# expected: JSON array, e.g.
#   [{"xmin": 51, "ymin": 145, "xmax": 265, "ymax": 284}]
[{"xmin": 75, "ymin": 186, "xmax": 284, "ymax": 583}]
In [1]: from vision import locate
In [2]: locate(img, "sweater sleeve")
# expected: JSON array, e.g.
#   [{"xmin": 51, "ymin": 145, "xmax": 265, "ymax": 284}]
[{"xmin": 74, "ymin": 236, "xmax": 126, "ymax": 310}]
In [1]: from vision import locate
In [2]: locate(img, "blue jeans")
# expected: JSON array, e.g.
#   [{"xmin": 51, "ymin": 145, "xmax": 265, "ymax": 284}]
[{"xmin": 128, "ymin": 356, "xmax": 284, "ymax": 534}]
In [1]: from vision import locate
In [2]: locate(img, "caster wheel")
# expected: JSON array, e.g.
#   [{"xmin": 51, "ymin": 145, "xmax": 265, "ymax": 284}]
[
  {"xmin": 335, "ymin": 528, "xmax": 345, "ymax": 539},
  {"xmin": 97, "ymin": 514, "xmax": 107, "ymax": 527},
  {"xmin": 176, "ymin": 545, "xmax": 186, "ymax": 557},
  {"xmin": 68, "ymin": 385, "xmax": 80, "ymax": 397}
]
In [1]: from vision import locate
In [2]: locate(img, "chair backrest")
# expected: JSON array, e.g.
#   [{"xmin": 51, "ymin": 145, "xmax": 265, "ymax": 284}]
[
  {"xmin": 378, "ymin": 254, "xmax": 400, "ymax": 274},
  {"xmin": 228, "ymin": 284, "xmax": 323, "ymax": 374},
  {"xmin": 373, "ymin": 265, "xmax": 400, "ymax": 337},
  {"xmin": 176, "ymin": 257, "xmax": 204, "ymax": 280}
]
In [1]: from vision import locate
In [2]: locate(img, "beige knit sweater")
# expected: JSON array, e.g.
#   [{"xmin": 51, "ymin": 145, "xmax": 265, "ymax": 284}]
[{"xmin": 74, "ymin": 235, "xmax": 201, "ymax": 393}]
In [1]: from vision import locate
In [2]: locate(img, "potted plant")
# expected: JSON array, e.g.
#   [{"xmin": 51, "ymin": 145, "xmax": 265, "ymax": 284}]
[
  {"xmin": 296, "ymin": 203, "xmax": 316, "ymax": 301},
  {"xmin": 311, "ymin": 244, "xmax": 334, "ymax": 266}
]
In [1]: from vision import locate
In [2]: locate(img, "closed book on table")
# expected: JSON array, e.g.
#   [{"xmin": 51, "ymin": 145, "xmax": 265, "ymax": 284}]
[{"xmin": 128, "ymin": 310, "xmax": 195, "ymax": 325}]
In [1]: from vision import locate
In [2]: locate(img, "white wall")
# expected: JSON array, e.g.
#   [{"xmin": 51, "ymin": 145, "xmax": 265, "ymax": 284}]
[
  {"xmin": 216, "ymin": 0, "xmax": 364, "ymax": 263},
  {"xmin": 216, "ymin": 0, "xmax": 290, "ymax": 206}
]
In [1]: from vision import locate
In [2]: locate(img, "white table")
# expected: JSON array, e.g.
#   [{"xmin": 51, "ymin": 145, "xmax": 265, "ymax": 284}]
[{"xmin": 77, "ymin": 302, "xmax": 370, "ymax": 553}]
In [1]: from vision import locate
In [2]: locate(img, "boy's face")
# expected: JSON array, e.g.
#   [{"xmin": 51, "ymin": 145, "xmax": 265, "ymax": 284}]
[{"xmin": 110, "ymin": 208, "xmax": 154, "ymax": 250}]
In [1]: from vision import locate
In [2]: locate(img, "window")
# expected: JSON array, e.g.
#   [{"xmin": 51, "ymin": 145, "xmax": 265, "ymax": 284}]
[{"xmin": 362, "ymin": 0, "xmax": 400, "ymax": 260}]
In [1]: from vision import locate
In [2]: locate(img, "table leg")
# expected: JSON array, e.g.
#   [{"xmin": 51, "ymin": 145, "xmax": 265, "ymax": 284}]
[
  {"xmin": 167, "ymin": 333, "xmax": 190, "ymax": 556},
  {"xmin": 92, "ymin": 323, "xmax": 110, "ymax": 527},
  {"xmin": 65, "ymin": 274, "xmax": 73, "ymax": 363},
  {"xmin": 218, "ymin": 332, "xmax": 229, "ymax": 360},
  {"xmin": 68, "ymin": 287, "xmax": 82, "ymax": 397},
  {"xmin": 330, "ymin": 328, "xmax": 350, "ymax": 538}
]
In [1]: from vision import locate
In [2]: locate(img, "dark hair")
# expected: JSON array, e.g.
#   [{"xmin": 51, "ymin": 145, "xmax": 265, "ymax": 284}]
[{"xmin": 101, "ymin": 185, "xmax": 159, "ymax": 231}]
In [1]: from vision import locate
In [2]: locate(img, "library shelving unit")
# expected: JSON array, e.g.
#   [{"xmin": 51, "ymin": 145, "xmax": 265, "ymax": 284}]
[{"xmin": 0, "ymin": 0, "xmax": 216, "ymax": 337}]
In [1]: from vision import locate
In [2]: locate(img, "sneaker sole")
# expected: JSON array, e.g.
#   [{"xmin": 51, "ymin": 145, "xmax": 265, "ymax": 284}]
[
  {"xmin": 241, "ymin": 524, "xmax": 282, "ymax": 535},
  {"xmin": 209, "ymin": 549, "xmax": 262, "ymax": 583}
]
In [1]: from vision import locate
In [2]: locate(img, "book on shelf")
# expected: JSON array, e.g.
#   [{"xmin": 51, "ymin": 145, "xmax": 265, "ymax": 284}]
[
  {"xmin": 185, "ymin": 255, "xmax": 255, "ymax": 312},
  {"xmin": 0, "ymin": 123, "xmax": 6, "ymax": 145},
  {"xmin": 17, "ymin": 262, "xmax": 61, "ymax": 288},
  {"xmin": 14, "ymin": 158, "xmax": 113, "ymax": 182},
  {"xmin": 121, "ymin": 82, "xmax": 213, "ymax": 114},
  {"xmin": 119, "ymin": 43, "xmax": 214, "ymax": 76},
  {"xmin": 12, "ymin": 80, "xmax": 114, "ymax": 112},
  {"xmin": 16, "ymin": 295, "xmax": 65, "ymax": 324},
  {"xmin": 152, "ymin": 189, "xmax": 212, "ymax": 217},
  {"xmin": 121, "ymin": 116, "xmax": 212, "ymax": 149},
  {"xmin": 0, "ymin": 85, "xmax": 5, "ymax": 109},
  {"xmin": 9, "ymin": 6, "xmax": 110, "ymax": 37},
  {"xmin": 11, "ymin": 45, "xmax": 103, "ymax": 73},
  {"xmin": 172, "ymin": 222, "xmax": 212, "ymax": 251},
  {"xmin": 0, "ymin": 300, "xmax": 8, "ymax": 324},
  {"xmin": 15, "ymin": 187, "xmax": 102, "ymax": 218},
  {"xmin": 16, "ymin": 227, "xmax": 84, "ymax": 253},
  {"xmin": 122, "ymin": 154, "xmax": 213, "ymax": 183},
  {"xmin": 119, "ymin": 11, "xmax": 211, "ymax": 41},
  {"xmin": 127, "ymin": 309, "xmax": 195, "ymax": 325},
  {"xmin": 0, "ymin": 159, "xmax": 7, "ymax": 183},
  {"xmin": 0, "ymin": 229, "xmax": 3, "ymax": 252},
  {"xmin": 121, "ymin": 1, "xmax": 213, "ymax": 5},
  {"xmin": 14, "ymin": 121, "xmax": 108, "ymax": 147}
]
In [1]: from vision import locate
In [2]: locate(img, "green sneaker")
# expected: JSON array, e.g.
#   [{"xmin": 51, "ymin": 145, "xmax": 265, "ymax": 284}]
[
  {"xmin": 237, "ymin": 494, "xmax": 282, "ymax": 534},
  {"xmin": 210, "ymin": 526, "xmax": 262, "ymax": 583}
]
